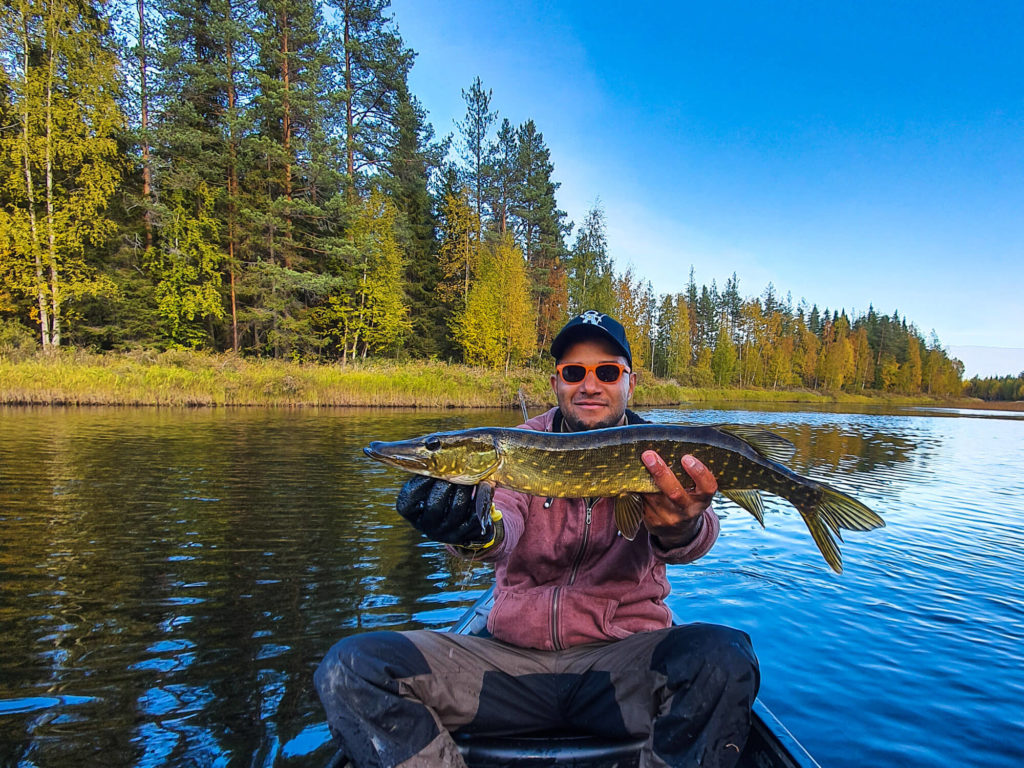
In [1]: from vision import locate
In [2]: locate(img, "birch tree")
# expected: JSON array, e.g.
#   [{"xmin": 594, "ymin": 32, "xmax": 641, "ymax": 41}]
[
  {"xmin": 0, "ymin": 0, "xmax": 121, "ymax": 348},
  {"xmin": 453, "ymin": 234, "xmax": 533, "ymax": 370}
]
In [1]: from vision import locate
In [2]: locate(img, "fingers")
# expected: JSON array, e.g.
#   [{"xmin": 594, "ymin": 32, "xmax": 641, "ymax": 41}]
[
  {"xmin": 680, "ymin": 454, "xmax": 718, "ymax": 498},
  {"xmin": 641, "ymin": 450, "xmax": 696, "ymax": 500},
  {"xmin": 641, "ymin": 451, "xmax": 717, "ymax": 505}
]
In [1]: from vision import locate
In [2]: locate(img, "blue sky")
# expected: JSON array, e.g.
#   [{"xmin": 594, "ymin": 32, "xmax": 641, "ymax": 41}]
[{"xmin": 389, "ymin": 1, "xmax": 1024, "ymax": 377}]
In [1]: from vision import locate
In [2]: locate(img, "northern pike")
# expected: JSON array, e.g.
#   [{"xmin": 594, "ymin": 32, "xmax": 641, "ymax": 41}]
[{"xmin": 364, "ymin": 423, "xmax": 884, "ymax": 573}]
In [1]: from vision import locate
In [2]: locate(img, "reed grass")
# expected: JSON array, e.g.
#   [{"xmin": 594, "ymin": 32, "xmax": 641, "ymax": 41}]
[{"xmin": 0, "ymin": 349, "xmax": 954, "ymax": 409}]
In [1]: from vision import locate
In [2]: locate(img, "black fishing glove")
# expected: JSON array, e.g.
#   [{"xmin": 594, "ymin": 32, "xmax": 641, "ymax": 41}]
[{"xmin": 396, "ymin": 476, "xmax": 495, "ymax": 546}]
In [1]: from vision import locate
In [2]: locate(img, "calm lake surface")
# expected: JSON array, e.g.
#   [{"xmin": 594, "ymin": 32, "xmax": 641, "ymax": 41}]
[{"xmin": 1, "ymin": 404, "xmax": 1023, "ymax": 767}]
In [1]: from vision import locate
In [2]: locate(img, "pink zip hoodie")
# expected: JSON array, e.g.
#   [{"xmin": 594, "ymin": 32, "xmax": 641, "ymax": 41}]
[{"xmin": 469, "ymin": 407, "xmax": 719, "ymax": 651}]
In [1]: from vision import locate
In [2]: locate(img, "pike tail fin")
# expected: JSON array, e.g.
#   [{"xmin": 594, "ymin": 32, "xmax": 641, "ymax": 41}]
[{"xmin": 798, "ymin": 485, "xmax": 885, "ymax": 573}]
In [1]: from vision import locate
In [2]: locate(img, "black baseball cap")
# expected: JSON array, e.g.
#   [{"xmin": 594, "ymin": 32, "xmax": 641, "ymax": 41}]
[{"xmin": 550, "ymin": 310, "xmax": 632, "ymax": 367}]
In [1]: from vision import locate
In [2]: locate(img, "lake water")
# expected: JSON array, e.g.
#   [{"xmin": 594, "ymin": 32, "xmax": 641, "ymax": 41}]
[{"xmin": 1, "ymin": 404, "xmax": 1022, "ymax": 767}]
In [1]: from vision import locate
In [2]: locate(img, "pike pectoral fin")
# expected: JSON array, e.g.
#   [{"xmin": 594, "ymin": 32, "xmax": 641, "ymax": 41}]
[
  {"xmin": 474, "ymin": 482, "xmax": 495, "ymax": 537},
  {"xmin": 720, "ymin": 489, "xmax": 765, "ymax": 527},
  {"xmin": 614, "ymin": 494, "xmax": 645, "ymax": 541},
  {"xmin": 452, "ymin": 457, "xmax": 502, "ymax": 485}
]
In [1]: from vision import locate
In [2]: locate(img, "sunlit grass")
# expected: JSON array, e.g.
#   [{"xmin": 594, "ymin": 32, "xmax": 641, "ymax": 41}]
[{"xmin": 0, "ymin": 349, "xmax": 956, "ymax": 409}]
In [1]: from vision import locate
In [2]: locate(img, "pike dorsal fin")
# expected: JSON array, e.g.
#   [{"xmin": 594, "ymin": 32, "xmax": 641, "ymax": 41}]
[
  {"xmin": 716, "ymin": 424, "xmax": 796, "ymax": 465},
  {"xmin": 614, "ymin": 494, "xmax": 644, "ymax": 541},
  {"xmin": 719, "ymin": 489, "xmax": 765, "ymax": 527}
]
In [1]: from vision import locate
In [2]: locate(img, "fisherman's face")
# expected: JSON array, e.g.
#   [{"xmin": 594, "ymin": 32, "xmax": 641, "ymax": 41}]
[{"xmin": 551, "ymin": 337, "xmax": 636, "ymax": 432}]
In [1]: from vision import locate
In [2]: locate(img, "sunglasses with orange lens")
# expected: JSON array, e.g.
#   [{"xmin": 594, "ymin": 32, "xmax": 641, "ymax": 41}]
[{"xmin": 556, "ymin": 362, "xmax": 631, "ymax": 384}]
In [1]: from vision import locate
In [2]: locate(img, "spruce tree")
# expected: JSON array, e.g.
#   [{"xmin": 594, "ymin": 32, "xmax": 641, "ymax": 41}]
[
  {"xmin": 566, "ymin": 203, "xmax": 614, "ymax": 316},
  {"xmin": 513, "ymin": 119, "xmax": 568, "ymax": 349},
  {"xmin": 384, "ymin": 85, "xmax": 445, "ymax": 357}
]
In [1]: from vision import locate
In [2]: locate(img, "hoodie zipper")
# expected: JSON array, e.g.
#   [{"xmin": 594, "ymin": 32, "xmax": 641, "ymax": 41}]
[{"xmin": 550, "ymin": 498, "xmax": 596, "ymax": 650}]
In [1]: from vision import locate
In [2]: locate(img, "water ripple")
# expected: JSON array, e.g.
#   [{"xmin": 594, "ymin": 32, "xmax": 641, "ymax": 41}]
[{"xmin": 2, "ymin": 405, "xmax": 1023, "ymax": 767}]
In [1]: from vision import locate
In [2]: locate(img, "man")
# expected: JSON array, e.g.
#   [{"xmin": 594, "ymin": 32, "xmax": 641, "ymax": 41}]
[{"xmin": 315, "ymin": 311, "xmax": 759, "ymax": 767}]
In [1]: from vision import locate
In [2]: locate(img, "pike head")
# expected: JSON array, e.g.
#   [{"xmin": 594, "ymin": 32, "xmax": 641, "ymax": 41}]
[{"xmin": 364, "ymin": 428, "xmax": 502, "ymax": 485}]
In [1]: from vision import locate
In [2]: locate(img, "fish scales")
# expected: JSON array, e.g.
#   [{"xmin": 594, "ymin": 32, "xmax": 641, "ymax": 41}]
[
  {"xmin": 492, "ymin": 426, "xmax": 790, "ymax": 498},
  {"xmin": 364, "ymin": 423, "xmax": 884, "ymax": 573}
]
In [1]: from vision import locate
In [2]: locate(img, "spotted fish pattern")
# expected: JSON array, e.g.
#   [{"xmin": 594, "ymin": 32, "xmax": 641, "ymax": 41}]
[{"xmin": 364, "ymin": 423, "xmax": 884, "ymax": 573}]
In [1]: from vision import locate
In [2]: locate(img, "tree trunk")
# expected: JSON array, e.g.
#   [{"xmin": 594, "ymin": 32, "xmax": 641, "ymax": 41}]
[
  {"xmin": 19, "ymin": 4, "xmax": 49, "ymax": 348},
  {"xmin": 280, "ymin": 13, "xmax": 292, "ymax": 268},
  {"xmin": 44, "ymin": 28, "xmax": 61, "ymax": 347},
  {"xmin": 137, "ymin": 0, "xmax": 153, "ymax": 250},
  {"xmin": 226, "ymin": 13, "xmax": 239, "ymax": 352},
  {"xmin": 463, "ymin": 230, "xmax": 470, "ymax": 303},
  {"xmin": 344, "ymin": 4, "xmax": 354, "ymax": 180}
]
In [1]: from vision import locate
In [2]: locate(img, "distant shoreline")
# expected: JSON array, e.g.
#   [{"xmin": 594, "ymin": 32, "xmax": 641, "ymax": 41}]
[
  {"xmin": 935, "ymin": 399, "xmax": 1024, "ymax": 412},
  {"xmin": 2, "ymin": 350, "xmax": 1014, "ymax": 411}
]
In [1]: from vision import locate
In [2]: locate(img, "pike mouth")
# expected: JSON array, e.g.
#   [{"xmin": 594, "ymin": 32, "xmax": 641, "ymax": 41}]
[{"xmin": 364, "ymin": 442, "xmax": 428, "ymax": 471}]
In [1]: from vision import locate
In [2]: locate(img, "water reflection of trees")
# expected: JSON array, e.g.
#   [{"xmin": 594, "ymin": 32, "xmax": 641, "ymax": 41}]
[
  {"xmin": 0, "ymin": 408, "xmax": 506, "ymax": 767},
  {"xmin": 779, "ymin": 423, "xmax": 920, "ymax": 475},
  {"xmin": 3, "ymin": 406, "xmax": 924, "ymax": 767}
]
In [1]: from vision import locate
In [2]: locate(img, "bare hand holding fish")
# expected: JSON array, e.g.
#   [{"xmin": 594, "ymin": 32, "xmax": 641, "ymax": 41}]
[{"xmin": 640, "ymin": 451, "xmax": 718, "ymax": 548}]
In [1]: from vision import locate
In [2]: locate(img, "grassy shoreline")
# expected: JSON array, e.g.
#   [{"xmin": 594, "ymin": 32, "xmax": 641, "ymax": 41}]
[{"xmin": 0, "ymin": 349, "xmax": 1016, "ymax": 411}]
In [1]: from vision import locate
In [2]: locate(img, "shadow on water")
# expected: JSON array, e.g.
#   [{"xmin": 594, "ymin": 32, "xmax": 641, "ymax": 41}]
[{"xmin": 1, "ymin": 404, "xmax": 1022, "ymax": 767}]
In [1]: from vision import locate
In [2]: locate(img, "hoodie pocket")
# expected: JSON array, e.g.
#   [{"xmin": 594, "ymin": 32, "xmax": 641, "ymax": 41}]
[
  {"xmin": 559, "ymin": 591, "xmax": 633, "ymax": 644},
  {"xmin": 488, "ymin": 588, "xmax": 631, "ymax": 649},
  {"xmin": 488, "ymin": 588, "xmax": 558, "ymax": 650}
]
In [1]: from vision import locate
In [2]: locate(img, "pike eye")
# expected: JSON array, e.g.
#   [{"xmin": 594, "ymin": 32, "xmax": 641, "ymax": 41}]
[{"xmin": 425, "ymin": 436, "xmax": 442, "ymax": 452}]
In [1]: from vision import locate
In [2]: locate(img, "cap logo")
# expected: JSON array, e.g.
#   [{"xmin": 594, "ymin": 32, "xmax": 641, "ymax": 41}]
[{"xmin": 580, "ymin": 310, "xmax": 604, "ymax": 326}]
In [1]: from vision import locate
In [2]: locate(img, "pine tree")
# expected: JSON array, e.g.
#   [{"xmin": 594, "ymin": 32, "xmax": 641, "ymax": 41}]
[
  {"xmin": 328, "ymin": 0, "xmax": 413, "ymax": 186},
  {"xmin": 151, "ymin": 0, "xmax": 257, "ymax": 351},
  {"xmin": 455, "ymin": 76, "xmax": 496, "ymax": 242},
  {"xmin": 236, "ymin": 0, "xmax": 345, "ymax": 356}
]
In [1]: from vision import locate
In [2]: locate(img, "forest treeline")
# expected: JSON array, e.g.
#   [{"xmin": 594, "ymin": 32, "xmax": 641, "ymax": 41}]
[
  {"xmin": 963, "ymin": 373, "xmax": 1024, "ymax": 402},
  {"xmin": 1, "ymin": 0, "xmax": 968, "ymax": 397}
]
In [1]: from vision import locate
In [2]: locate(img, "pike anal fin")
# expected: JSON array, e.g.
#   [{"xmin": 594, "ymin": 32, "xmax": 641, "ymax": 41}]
[
  {"xmin": 614, "ymin": 493, "xmax": 645, "ymax": 541},
  {"xmin": 719, "ymin": 489, "xmax": 765, "ymax": 527}
]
